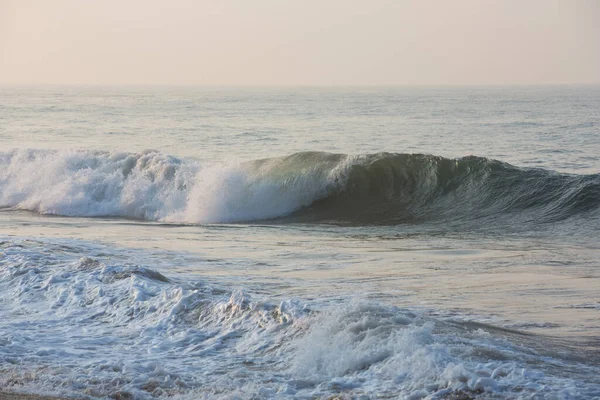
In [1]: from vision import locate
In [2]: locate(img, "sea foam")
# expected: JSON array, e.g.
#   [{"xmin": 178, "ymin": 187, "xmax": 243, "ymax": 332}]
[
  {"xmin": 1, "ymin": 239, "xmax": 596, "ymax": 398},
  {"xmin": 0, "ymin": 149, "xmax": 347, "ymax": 223}
]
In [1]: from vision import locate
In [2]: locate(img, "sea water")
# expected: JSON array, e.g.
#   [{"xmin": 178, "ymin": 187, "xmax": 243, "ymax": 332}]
[{"xmin": 0, "ymin": 86, "xmax": 599, "ymax": 399}]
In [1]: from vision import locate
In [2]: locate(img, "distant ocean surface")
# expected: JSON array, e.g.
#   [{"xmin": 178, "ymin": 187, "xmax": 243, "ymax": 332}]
[{"xmin": 1, "ymin": 86, "xmax": 599, "ymax": 399}]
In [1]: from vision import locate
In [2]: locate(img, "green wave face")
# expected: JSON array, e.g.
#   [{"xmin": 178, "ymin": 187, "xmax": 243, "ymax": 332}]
[{"xmin": 264, "ymin": 152, "xmax": 600, "ymax": 226}]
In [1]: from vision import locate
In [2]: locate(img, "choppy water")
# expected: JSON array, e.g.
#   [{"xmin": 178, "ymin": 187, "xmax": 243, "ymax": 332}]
[{"xmin": 1, "ymin": 86, "xmax": 599, "ymax": 399}]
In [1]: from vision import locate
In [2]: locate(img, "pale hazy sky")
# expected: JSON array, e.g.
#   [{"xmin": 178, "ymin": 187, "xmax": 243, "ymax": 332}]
[{"xmin": 1, "ymin": 0, "xmax": 599, "ymax": 85}]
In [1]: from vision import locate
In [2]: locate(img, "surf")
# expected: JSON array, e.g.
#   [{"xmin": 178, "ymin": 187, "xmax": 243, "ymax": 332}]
[{"xmin": 1, "ymin": 149, "xmax": 598, "ymax": 226}]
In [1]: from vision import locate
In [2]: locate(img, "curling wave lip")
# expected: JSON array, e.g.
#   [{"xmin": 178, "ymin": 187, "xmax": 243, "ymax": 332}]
[{"xmin": 1, "ymin": 149, "xmax": 599, "ymax": 226}]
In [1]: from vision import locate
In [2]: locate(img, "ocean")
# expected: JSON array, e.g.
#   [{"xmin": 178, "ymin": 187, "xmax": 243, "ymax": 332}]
[{"xmin": 0, "ymin": 85, "xmax": 599, "ymax": 399}]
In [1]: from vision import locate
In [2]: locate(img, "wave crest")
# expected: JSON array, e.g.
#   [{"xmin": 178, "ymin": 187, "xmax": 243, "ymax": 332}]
[
  {"xmin": 1, "ymin": 149, "xmax": 598, "ymax": 226},
  {"xmin": 288, "ymin": 152, "xmax": 600, "ymax": 225}
]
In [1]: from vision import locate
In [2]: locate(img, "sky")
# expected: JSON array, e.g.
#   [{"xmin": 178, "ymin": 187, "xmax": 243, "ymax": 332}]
[{"xmin": 1, "ymin": 0, "xmax": 599, "ymax": 86}]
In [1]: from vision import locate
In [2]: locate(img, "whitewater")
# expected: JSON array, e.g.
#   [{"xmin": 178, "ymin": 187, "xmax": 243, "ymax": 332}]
[
  {"xmin": 1, "ymin": 86, "xmax": 599, "ymax": 399},
  {"xmin": 2, "ymin": 149, "xmax": 598, "ymax": 225}
]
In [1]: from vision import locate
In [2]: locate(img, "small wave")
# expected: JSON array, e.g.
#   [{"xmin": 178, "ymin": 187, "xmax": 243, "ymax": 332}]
[{"xmin": 1, "ymin": 149, "xmax": 598, "ymax": 226}]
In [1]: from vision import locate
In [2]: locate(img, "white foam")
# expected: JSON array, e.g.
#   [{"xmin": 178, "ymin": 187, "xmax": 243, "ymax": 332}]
[
  {"xmin": 2, "ymin": 239, "xmax": 598, "ymax": 399},
  {"xmin": 0, "ymin": 149, "xmax": 351, "ymax": 223}
]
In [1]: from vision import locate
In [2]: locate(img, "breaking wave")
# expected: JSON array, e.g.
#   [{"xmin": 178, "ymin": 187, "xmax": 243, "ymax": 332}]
[
  {"xmin": 1, "ymin": 149, "xmax": 598, "ymax": 226},
  {"xmin": 1, "ymin": 239, "xmax": 598, "ymax": 398}
]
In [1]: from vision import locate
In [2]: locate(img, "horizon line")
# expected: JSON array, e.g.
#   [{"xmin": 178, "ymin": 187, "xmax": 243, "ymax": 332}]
[{"xmin": 1, "ymin": 82, "xmax": 600, "ymax": 88}]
